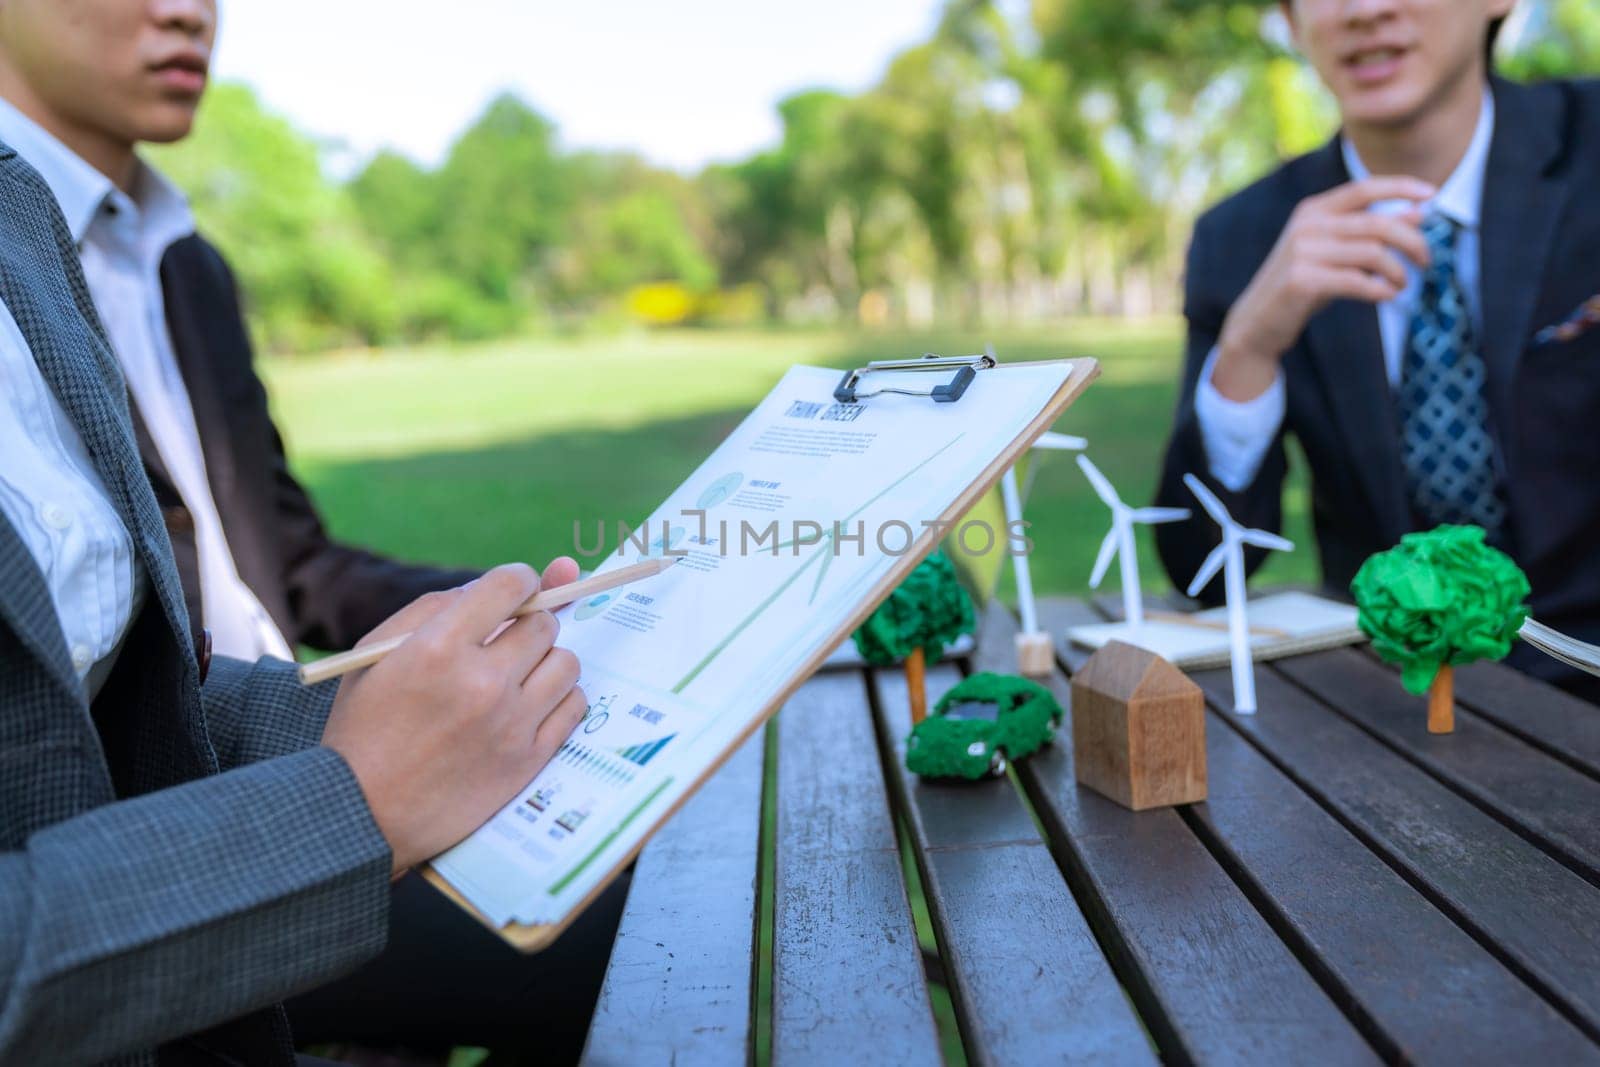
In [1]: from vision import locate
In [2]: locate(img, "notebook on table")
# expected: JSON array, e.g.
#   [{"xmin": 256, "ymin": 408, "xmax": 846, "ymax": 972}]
[{"xmin": 1065, "ymin": 590, "xmax": 1365, "ymax": 669}]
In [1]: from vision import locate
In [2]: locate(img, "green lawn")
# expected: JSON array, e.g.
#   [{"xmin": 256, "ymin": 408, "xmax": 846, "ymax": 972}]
[{"xmin": 262, "ymin": 320, "xmax": 1317, "ymax": 603}]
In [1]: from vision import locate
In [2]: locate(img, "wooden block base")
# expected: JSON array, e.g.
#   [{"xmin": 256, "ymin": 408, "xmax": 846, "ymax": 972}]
[{"xmin": 1015, "ymin": 632, "xmax": 1055, "ymax": 677}]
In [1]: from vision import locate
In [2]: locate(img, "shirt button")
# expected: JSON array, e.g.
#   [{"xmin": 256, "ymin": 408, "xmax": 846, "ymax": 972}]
[
  {"xmin": 41, "ymin": 503, "xmax": 73, "ymax": 531},
  {"xmin": 71, "ymin": 644, "xmax": 94, "ymax": 674}
]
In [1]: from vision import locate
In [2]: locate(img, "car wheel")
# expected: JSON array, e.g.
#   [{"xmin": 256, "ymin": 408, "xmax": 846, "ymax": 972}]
[{"xmin": 988, "ymin": 750, "xmax": 1008, "ymax": 778}]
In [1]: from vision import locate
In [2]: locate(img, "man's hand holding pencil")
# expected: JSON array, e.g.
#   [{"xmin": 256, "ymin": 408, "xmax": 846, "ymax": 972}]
[{"xmin": 314, "ymin": 555, "xmax": 681, "ymax": 875}]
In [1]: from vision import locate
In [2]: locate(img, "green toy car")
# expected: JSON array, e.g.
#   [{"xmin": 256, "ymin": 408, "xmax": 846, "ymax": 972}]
[{"xmin": 905, "ymin": 672, "xmax": 1064, "ymax": 780}]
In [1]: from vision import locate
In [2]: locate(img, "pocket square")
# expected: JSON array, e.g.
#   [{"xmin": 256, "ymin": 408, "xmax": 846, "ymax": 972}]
[{"xmin": 1536, "ymin": 294, "xmax": 1600, "ymax": 346}]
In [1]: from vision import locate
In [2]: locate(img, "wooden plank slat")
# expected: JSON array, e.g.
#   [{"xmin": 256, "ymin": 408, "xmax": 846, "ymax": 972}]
[
  {"xmin": 1189, "ymin": 661, "xmax": 1600, "ymax": 1040},
  {"xmin": 1053, "ymin": 594, "xmax": 1600, "ymax": 1054},
  {"xmin": 581, "ymin": 731, "xmax": 764, "ymax": 1066},
  {"xmin": 1023, "ymin": 602, "xmax": 1381, "ymax": 1065},
  {"xmin": 1195, "ymin": 695, "xmax": 1596, "ymax": 1063},
  {"xmin": 1072, "ymin": 581, "xmax": 1597, "ymax": 1058},
  {"xmin": 1275, "ymin": 649, "xmax": 1600, "ymax": 883},
  {"xmin": 1453, "ymin": 659, "xmax": 1600, "ymax": 780},
  {"xmin": 772, "ymin": 672, "xmax": 942, "ymax": 1065},
  {"xmin": 871, "ymin": 659, "xmax": 1157, "ymax": 1067}
]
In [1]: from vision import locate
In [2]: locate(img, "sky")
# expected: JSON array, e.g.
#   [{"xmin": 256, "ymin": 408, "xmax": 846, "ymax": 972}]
[{"xmin": 212, "ymin": 0, "xmax": 945, "ymax": 174}]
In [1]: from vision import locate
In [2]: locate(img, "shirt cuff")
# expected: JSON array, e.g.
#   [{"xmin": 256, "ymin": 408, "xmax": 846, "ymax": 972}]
[{"xmin": 1194, "ymin": 345, "xmax": 1286, "ymax": 492}]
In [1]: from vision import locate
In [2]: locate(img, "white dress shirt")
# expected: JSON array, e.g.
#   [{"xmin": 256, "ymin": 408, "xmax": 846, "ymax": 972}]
[
  {"xmin": 0, "ymin": 292, "xmax": 144, "ymax": 699},
  {"xmin": 1195, "ymin": 89, "xmax": 1494, "ymax": 491},
  {"xmin": 0, "ymin": 99, "xmax": 294, "ymax": 662}
]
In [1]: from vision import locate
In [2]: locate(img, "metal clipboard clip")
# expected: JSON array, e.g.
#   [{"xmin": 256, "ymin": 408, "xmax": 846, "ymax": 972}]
[{"xmin": 833, "ymin": 347, "xmax": 996, "ymax": 404}]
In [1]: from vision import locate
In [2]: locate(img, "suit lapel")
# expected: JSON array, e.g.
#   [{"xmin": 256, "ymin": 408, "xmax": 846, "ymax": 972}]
[
  {"xmin": 1479, "ymin": 77, "xmax": 1571, "ymax": 476},
  {"xmin": 0, "ymin": 516, "xmax": 83, "ymax": 700},
  {"xmin": 0, "ymin": 152, "xmax": 196, "ymax": 669},
  {"xmin": 1297, "ymin": 140, "xmax": 1411, "ymax": 539}
]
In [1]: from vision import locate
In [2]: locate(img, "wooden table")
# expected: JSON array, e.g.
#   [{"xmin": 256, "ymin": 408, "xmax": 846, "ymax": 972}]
[{"xmin": 579, "ymin": 596, "xmax": 1600, "ymax": 1065}]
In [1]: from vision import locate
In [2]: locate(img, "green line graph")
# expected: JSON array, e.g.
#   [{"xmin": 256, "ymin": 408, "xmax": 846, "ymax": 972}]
[{"xmin": 671, "ymin": 432, "xmax": 964, "ymax": 694}]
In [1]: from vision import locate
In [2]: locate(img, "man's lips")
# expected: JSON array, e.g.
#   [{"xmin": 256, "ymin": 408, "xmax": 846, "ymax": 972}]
[
  {"xmin": 1343, "ymin": 44, "xmax": 1411, "ymax": 88},
  {"xmin": 150, "ymin": 54, "xmax": 208, "ymax": 94}
]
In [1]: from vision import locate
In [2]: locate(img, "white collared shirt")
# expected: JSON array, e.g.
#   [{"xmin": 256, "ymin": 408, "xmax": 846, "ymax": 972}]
[
  {"xmin": 1195, "ymin": 89, "xmax": 1495, "ymax": 491},
  {"xmin": 0, "ymin": 272, "xmax": 143, "ymax": 699},
  {"xmin": 0, "ymin": 98, "xmax": 294, "ymax": 662}
]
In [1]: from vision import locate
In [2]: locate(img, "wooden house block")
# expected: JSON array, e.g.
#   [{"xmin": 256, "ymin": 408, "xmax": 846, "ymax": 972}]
[{"xmin": 1071, "ymin": 641, "xmax": 1206, "ymax": 811}]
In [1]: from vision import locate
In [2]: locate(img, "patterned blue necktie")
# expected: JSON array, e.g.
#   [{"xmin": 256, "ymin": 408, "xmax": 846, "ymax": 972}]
[{"xmin": 1397, "ymin": 214, "xmax": 1507, "ymax": 537}]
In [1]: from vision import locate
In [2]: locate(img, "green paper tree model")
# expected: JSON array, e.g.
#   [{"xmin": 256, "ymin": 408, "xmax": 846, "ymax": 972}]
[
  {"xmin": 1350, "ymin": 524, "xmax": 1530, "ymax": 734},
  {"xmin": 853, "ymin": 549, "xmax": 975, "ymax": 725}
]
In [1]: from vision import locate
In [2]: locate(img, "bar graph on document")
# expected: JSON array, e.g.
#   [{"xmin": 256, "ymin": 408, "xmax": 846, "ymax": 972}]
[
  {"xmin": 431, "ymin": 664, "xmax": 712, "ymax": 925},
  {"xmin": 555, "ymin": 738, "xmax": 638, "ymax": 785}
]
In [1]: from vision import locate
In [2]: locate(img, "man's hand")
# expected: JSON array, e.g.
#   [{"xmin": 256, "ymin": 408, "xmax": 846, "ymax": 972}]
[
  {"xmin": 1212, "ymin": 176, "xmax": 1436, "ymax": 402},
  {"xmin": 322, "ymin": 561, "xmax": 587, "ymax": 874},
  {"xmin": 539, "ymin": 555, "xmax": 580, "ymax": 592}
]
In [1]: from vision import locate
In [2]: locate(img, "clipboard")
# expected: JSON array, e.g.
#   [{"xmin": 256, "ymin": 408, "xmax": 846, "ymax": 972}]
[{"xmin": 422, "ymin": 352, "xmax": 1099, "ymax": 951}]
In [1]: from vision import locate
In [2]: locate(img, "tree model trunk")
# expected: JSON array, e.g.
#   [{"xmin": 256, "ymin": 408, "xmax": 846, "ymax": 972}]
[
  {"xmin": 907, "ymin": 646, "xmax": 928, "ymax": 725},
  {"xmin": 1428, "ymin": 665, "xmax": 1455, "ymax": 734}
]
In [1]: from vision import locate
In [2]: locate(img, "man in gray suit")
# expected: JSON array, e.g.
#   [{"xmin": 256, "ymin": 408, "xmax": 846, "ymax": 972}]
[{"xmin": 0, "ymin": 132, "xmax": 588, "ymax": 1064}]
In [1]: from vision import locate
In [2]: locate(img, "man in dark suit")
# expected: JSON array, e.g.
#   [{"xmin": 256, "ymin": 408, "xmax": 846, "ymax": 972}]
[
  {"xmin": 0, "ymin": 0, "xmax": 621, "ymax": 1057},
  {"xmin": 1156, "ymin": 0, "xmax": 1600, "ymax": 699},
  {"xmin": 151, "ymin": 236, "xmax": 483, "ymax": 654}
]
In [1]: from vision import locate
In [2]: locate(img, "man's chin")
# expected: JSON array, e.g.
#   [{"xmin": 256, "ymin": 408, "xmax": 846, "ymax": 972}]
[
  {"xmin": 1337, "ymin": 83, "xmax": 1432, "ymax": 132},
  {"xmin": 131, "ymin": 102, "xmax": 202, "ymax": 145}
]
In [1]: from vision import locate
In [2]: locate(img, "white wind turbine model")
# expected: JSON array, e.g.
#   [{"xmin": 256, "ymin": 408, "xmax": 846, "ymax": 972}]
[
  {"xmin": 1002, "ymin": 432, "xmax": 1089, "ymax": 675},
  {"xmin": 1032, "ymin": 431, "xmax": 1089, "ymax": 454},
  {"xmin": 1182, "ymin": 473, "xmax": 1295, "ymax": 714},
  {"xmin": 1078, "ymin": 456, "xmax": 1191, "ymax": 629},
  {"xmin": 987, "ymin": 331, "xmax": 1097, "ymax": 674}
]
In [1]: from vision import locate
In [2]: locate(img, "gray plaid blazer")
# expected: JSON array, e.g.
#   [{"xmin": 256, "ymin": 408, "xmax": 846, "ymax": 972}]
[{"xmin": 0, "ymin": 146, "xmax": 393, "ymax": 1063}]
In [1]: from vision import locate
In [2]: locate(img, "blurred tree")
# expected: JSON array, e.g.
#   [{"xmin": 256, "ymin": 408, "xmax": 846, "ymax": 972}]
[
  {"xmin": 556, "ymin": 152, "xmax": 718, "ymax": 306},
  {"xmin": 1028, "ymin": 0, "xmax": 1327, "ymax": 313},
  {"xmin": 347, "ymin": 149, "xmax": 438, "ymax": 271},
  {"xmin": 346, "ymin": 149, "xmax": 509, "ymax": 340},
  {"xmin": 154, "ymin": 1, "xmax": 1597, "ymax": 347},
  {"xmin": 150, "ymin": 83, "xmax": 397, "ymax": 351},
  {"xmin": 429, "ymin": 93, "xmax": 572, "ymax": 330},
  {"xmin": 1500, "ymin": 0, "xmax": 1600, "ymax": 79}
]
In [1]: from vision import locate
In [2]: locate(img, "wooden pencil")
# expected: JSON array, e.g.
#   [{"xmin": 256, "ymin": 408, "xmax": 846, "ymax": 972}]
[{"xmin": 298, "ymin": 556, "xmax": 681, "ymax": 685}]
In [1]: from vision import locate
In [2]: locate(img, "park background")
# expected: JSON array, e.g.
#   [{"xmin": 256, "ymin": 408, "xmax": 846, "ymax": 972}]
[{"xmin": 159, "ymin": 0, "xmax": 1599, "ymax": 601}]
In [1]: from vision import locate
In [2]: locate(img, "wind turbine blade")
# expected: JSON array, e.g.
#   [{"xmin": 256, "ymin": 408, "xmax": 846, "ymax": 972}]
[
  {"xmin": 1088, "ymin": 528, "xmax": 1118, "ymax": 589},
  {"xmin": 1131, "ymin": 507, "xmax": 1191, "ymax": 525},
  {"xmin": 1034, "ymin": 432, "xmax": 1088, "ymax": 452},
  {"xmin": 1077, "ymin": 455, "xmax": 1121, "ymax": 508},
  {"xmin": 1242, "ymin": 529, "xmax": 1295, "ymax": 553},
  {"xmin": 1186, "ymin": 545, "xmax": 1227, "ymax": 598},
  {"xmin": 1182, "ymin": 473, "xmax": 1233, "ymax": 527}
]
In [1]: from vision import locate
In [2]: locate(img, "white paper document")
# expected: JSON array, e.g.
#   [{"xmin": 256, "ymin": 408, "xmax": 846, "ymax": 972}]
[
  {"xmin": 430, "ymin": 361, "xmax": 1077, "ymax": 929},
  {"xmin": 1065, "ymin": 590, "xmax": 1364, "ymax": 670}
]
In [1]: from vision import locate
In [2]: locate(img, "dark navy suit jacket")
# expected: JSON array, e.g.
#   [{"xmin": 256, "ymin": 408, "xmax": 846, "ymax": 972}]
[
  {"xmin": 1156, "ymin": 77, "xmax": 1600, "ymax": 699},
  {"xmin": 134, "ymin": 236, "xmax": 477, "ymax": 654}
]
